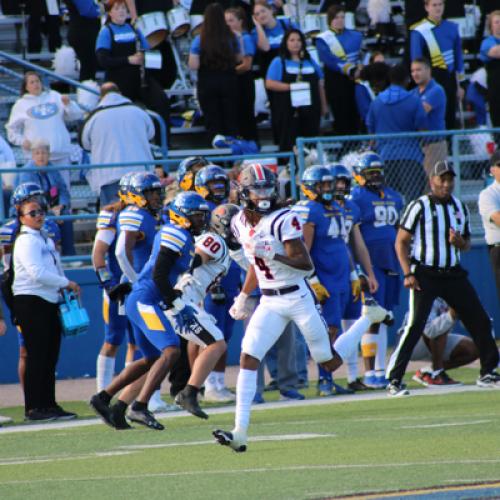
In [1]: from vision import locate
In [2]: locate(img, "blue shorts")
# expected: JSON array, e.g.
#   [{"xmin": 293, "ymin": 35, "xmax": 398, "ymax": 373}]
[
  {"xmin": 343, "ymin": 290, "xmax": 362, "ymax": 320},
  {"xmin": 322, "ymin": 288, "xmax": 350, "ymax": 329},
  {"xmin": 125, "ymin": 290, "xmax": 180, "ymax": 360},
  {"xmin": 372, "ymin": 267, "xmax": 401, "ymax": 311},
  {"xmin": 102, "ymin": 293, "xmax": 135, "ymax": 346},
  {"xmin": 204, "ymin": 290, "xmax": 238, "ymax": 342}
]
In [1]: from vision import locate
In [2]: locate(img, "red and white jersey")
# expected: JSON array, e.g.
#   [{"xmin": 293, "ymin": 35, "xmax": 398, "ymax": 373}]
[
  {"xmin": 231, "ymin": 208, "xmax": 307, "ymax": 289},
  {"xmin": 175, "ymin": 231, "xmax": 230, "ymax": 305}
]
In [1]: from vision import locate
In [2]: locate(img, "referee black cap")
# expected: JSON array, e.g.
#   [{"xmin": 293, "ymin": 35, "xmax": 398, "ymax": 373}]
[
  {"xmin": 430, "ymin": 160, "xmax": 456, "ymax": 178},
  {"xmin": 490, "ymin": 150, "xmax": 500, "ymax": 166}
]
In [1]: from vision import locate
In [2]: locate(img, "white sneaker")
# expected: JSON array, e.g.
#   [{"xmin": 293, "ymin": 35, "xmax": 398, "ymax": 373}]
[
  {"xmin": 0, "ymin": 415, "xmax": 13, "ymax": 425},
  {"xmin": 362, "ymin": 300, "xmax": 390, "ymax": 324},
  {"xmin": 213, "ymin": 429, "xmax": 247, "ymax": 452},
  {"xmin": 148, "ymin": 394, "xmax": 180, "ymax": 413},
  {"xmin": 204, "ymin": 388, "xmax": 235, "ymax": 403},
  {"xmin": 218, "ymin": 387, "xmax": 236, "ymax": 402}
]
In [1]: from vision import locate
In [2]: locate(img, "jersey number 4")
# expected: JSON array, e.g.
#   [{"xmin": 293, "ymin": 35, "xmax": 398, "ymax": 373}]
[{"xmin": 255, "ymin": 257, "xmax": 274, "ymax": 280}]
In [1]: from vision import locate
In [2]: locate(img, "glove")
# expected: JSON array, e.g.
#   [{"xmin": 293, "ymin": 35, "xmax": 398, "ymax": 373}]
[
  {"xmin": 308, "ymin": 275, "xmax": 330, "ymax": 303},
  {"xmin": 229, "ymin": 292, "xmax": 253, "ymax": 320},
  {"xmin": 164, "ymin": 297, "xmax": 193, "ymax": 335},
  {"xmin": 350, "ymin": 271, "xmax": 361, "ymax": 302},
  {"xmin": 248, "ymin": 238, "xmax": 279, "ymax": 260},
  {"xmin": 107, "ymin": 282, "xmax": 132, "ymax": 303}
]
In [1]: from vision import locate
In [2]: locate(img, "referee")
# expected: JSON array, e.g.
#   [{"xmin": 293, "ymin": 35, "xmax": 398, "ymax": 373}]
[
  {"xmin": 387, "ymin": 160, "xmax": 500, "ymax": 396},
  {"xmin": 478, "ymin": 151, "xmax": 500, "ymax": 305}
]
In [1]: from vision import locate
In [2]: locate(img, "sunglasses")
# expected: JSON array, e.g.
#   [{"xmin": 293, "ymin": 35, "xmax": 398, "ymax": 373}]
[{"xmin": 22, "ymin": 209, "xmax": 45, "ymax": 218}]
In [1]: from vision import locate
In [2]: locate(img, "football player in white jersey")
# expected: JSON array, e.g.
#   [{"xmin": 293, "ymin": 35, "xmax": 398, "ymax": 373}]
[{"xmin": 213, "ymin": 164, "xmax": 390, "ymax": 452}]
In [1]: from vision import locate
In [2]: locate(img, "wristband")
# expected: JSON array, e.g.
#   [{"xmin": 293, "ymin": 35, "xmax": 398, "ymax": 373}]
[
  {"xmin": 404, "ymin": 273, "xmax": 414, "ymax": 279},
  {"xmin": 96, "ymin": 267, "xmax": 112, "ymax": 285}
]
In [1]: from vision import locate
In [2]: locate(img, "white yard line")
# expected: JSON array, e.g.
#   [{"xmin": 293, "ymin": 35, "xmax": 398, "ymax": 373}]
[
  {"xmin": 400, "ymin": 419, "xmax": 493, "ymax": 429},
  {"xmin": 1, "ymin": 458, "xmax": 500, "ymax": 485},
  {"xmin": 0, "ymin": 451, "xmax": 135, "ymax": 466},
  {"xmin": 0, "ymin": 384, "xmax": 490, "ymax": 435}
]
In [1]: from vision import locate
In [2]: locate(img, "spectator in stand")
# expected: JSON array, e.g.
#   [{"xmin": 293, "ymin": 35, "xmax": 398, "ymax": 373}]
[
  {"xmin": 188, "ymin": 3, "xmax": 241, "ymax": 144},
  {"xmin": 0, "ymin": 135, "xmax": 17, "ymax": 217},
  {"xmin": 26, "ymin": 0, "xmax": 62, "ymax": 54},
  {"xmin": 12, "ymin": 195, "xmax": 80, "ymax": 422},
  {"xmin": 95, "ymin": 0, "xmax": 170, "ymax": 142},
  {"xmin": 366, "ymin": 64, "xmax": 428, "ymax": 201},
  {"xmin": 265, "ymin": 29, "xmax": 327, "ymax": 152},
  {"xmin": 16, "ymin": 140, "xmax": 75, "ymax": 256},
  {"xmin": 355, "ymin": 61, "xmax": 390, "ymax": 131},
  {"xmin": 80, "ymin": 82, "xmax": 154, "ymax": 206},
  {"xmin": 316, "ymin": 4, "xmax": 363, "ymax": 135},
  {"xmin": 411, "ymin": 57, "xmax": 447, "ymax": 176},
  {"xmin": 410, "ymin": 0, "xmax": 465, "ymax": 130},
  {"xmin": 480, "ymin": 11, "xmax": 500, "ymax": 130},
  {"xmin": 465, "ymin": 68, "xmax": 488, "ymax": 127},
  {"xmin": 5, "ymin": 71, "xmax": 83, "ymax": 189},
  {"xmin": 65, "ymin": 0, "xmax": 102, "ymax": 81},
  {"xmin": 251, "ymin": 0, "xmax": 299, "ymax": 78},
  {"xmin": 225, "ymin": 7, "xmax": 259, "ymax": 143}
]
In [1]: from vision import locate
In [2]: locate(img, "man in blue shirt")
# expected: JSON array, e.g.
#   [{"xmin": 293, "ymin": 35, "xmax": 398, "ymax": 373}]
[
  {"xmin": 411, "ymin": 57, "xmax": 447, "ymax": 176},
  {"xmin": 410, "ymin": 0, "xmax": 464, "ymax": 129},
  {"xmin": 366, "ymin": 64, "xmax": 428, "ymax": 201}
]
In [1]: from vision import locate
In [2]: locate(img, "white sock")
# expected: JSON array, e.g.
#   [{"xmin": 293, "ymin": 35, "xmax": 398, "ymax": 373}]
[
  {"xmin": 333, "ymin": 317, "xmax": 370, "ymax": 361},
  {"xmin": 205, "ymin": 372, "xmax": 217, "ymax": 392},
  {"xmin": 234, "ymin": 368, "xmax": 257, "ymax": 435},
  {"xmin": 96, "ymin": 355, "xmax": 115, "ymax": 392},
  {"xmin": 215, "ymin": 371, "xmax": 225, "ymax": 391},
  {"xmin": 375, "ymin": 325, "xmax": 387, "ymax": 372},
  {"xmin": 346, "ymin": 349, "xmax": 359, "ymax": 383},
  {"xmin": 151, "ymin": 390, "xmax": 162, "ymax": 403}
]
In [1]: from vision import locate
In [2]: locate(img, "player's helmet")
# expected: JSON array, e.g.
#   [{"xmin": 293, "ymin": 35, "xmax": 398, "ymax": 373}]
[
  {"xmin": 194, "ymin": 165, "xmax": 230, "ymax": 203},
  {"xmin": 118, "ymin": 172, "xmax": 136, "ymax": 204},
  {"xmin": 354, "ymin": 151, "xmax": 384, "ymax": 191},
  {"xmin": 128, "ymin": 172, "xmax": 164, "ymax": 212},
  {"xmin": 238, "ymin": 163, "xmax": 277, "ymax": 215},
  {"xmin": 169, "ymin": 191, "xmax": 211, "ymax": 235},
  {"xmin": 301, "ymin": 165, "xmax": 334, "ymax": 203},
  {"xmin": 326, "ymin": 163, "xmax": 352, "ymax": 200},
  {"xmin": 12, "ymin": 183, "xmax": 46, "ymax": 212},
  {"xmin": 210, "ymin": 203, "xmax": 241, "ymax": 250},
  {"xmin": 177, "ymin": 156, "xmax": 209, "ymax": 191}
]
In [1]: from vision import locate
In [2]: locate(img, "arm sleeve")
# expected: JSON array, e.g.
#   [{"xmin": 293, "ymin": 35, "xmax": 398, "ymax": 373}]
[
  {"xmin": 15, "ymin": 235, "xmax": 69, "ymax": 288},
  {"xmin": 115, "ymin": 230, "xmax": 138, "ymax": 283},
  {"xmin": 153, "ymin": 246, "xmax": 180, "ymax": 306},
  {"xmin": 400, "ymin": 200, "xmax": 423, "ymax": 234},
  {"xmin": 266, "ymin": 57, "xmax": 283, "ymax": 81}
]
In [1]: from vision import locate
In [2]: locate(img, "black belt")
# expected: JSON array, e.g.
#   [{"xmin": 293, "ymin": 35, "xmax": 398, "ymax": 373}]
[
  {"xmin": 416, "ymin": 264, "xmax": 462, "ymax": 274},
  {"xmin": 261, "ymin": 285, "xmax": 299, "ymax": 296}
]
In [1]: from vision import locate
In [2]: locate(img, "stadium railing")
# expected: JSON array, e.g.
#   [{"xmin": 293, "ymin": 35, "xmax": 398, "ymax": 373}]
[
  {"xmin": 296, "ymin": 128, "xmax": 499, "ymax": 236},
  {"xmin": 0, "ymin": 152, "xmax": 297, "ymax": 263}
]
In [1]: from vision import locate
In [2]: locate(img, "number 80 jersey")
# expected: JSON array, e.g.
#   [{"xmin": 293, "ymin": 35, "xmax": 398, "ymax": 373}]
[{"xmin": 231, "ymin": 208, "xmax": 308, "ymax": 289}]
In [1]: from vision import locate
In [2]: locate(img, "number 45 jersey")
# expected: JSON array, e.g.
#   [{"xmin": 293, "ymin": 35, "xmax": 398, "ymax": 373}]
[
  {"xmin": 350, "ymin": 185, "xmax": 403, "ymax": 272},
  {"xmin": 231, "ymin": 208, "xmax": 307, "ymax": 289}
]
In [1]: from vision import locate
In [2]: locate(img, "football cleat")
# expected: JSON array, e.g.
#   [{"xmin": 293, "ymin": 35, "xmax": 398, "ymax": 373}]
[
  {"xmin": 109, "ymin": 404, "xmax": 132, "ymax": 430},
  {"xmin": 89, "ymin": 393, "xmax": 114, "ymax": 428},
  {"xmin": 387, "ymin": 380, "xmax": 410, "ymax": 397},
  {"xmin": 331, "ymin": 382, "xmax": 355, "ymax": 395},
  {"xmin": 427, "ymin": 371, "xmax": 461, "ymax": 386},
  {"xmin": 279, "ymin": 389, "xmax": 305, "ymax": 401},
  {"xmin": 476, "ymin": 371, "xmax": 500, "ymax": 388},
  {"xmin": 126, "ymin": 407, "xmax": 164, "ymax": 430},
  {"xmin": 213, "ymin": 429, "xmax": 247, "ymax": 452},
  {"xmin": 347, "ymin": 378, "xmax": 373, "ymax": 391},
  {"xmin": 317, "ymin": 378, "xmax": 333, "ymax": 397},
  {"xmin": 252, "ymin": 393, "xmax": 265, "ymax": 404},
  {"xmin": 175, "ymin": 388, "xmax": 208, "ymax": 419},
  {"xmin": 412, "ymin": 368, "xmax": 432, "ymax": 387},
  {"xmin": 362, "ymin": 297, "xmax": 391, "ymax": 325}
]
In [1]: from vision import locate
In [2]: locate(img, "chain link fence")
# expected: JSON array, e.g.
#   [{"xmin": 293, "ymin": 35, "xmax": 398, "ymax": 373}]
[{"xmin": 296, "ymin": 129, "xmax": 500, "ymax": 237}]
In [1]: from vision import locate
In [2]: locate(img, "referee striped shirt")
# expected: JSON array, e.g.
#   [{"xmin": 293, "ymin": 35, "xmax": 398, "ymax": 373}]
[{"xmin": 400, "ymin": 194, "xmax": 471, "ymax": 268}]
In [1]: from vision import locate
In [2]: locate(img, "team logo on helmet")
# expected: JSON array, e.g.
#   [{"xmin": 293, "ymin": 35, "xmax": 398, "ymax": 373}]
[
  {"xmin": 238, "ymin": 163, "xmax": 277, "ymax": 214},
  {"xmin": 301, "ymin": 165, "xmax": 334, "ymax": 204},
  {"xmin": 194, "ymin": 165, "xmax": 230, "ymax": 203}
]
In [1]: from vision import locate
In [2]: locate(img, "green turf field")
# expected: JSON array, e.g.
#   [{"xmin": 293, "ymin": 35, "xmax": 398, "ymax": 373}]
[{"xmin": 0, "ymin": 372, "xmax": 499, "ymax": 499}]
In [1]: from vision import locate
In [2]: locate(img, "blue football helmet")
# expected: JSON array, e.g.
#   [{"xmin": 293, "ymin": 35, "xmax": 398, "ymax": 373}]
[
  {"xmin": 238, "ymin": 163, "xmax": 278, "ymax": 214},
  {"xmin": 326, "ymin": 163, "xmax": 352, "ymax": 200},
  {"xmin": 354, "ymin": 152, "xmax": 385, "ymax": 191},
  {"xmin": 169, "ymin": 191, "xmax": 211, "ymax": 235},
  {"xmin": 194, "ymin": 165, "xmax": 230, "ymax": 203},
  {"xmin": 118, "ymin": 172, "xmax": 137, "ymax": 204},
  {"xmin": 177, "ymin": 156, "xmax": 209, "ymax": 192},
  {"xmin": 301, "ymin": 165, "xmax": 334, "ymax": 203},
  {"xmin": 128, "ymin": 172, "xmax": 164, "ymax": 212},
  {"xmin": 12, "ymin": 183, "xmax": 46, "ymax": 211}
]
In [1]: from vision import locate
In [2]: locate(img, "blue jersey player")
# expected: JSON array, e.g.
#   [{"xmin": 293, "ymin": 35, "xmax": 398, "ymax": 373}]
[
  {"xmin": 350, "ymin": 152, "xmax": 403, "ymax": 388},
  {"xmin": 90, "ymin": 193, "xmax": 226, "ymax": 430},
  {"xmin": 195, "ymin": 164, "xmax": 241, "ymax": 403}
]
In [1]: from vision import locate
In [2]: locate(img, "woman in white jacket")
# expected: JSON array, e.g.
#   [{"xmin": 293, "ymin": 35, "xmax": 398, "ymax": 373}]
[{"xmin": 5, "ymin": 71, "xmax": 83, "ymax": 188}]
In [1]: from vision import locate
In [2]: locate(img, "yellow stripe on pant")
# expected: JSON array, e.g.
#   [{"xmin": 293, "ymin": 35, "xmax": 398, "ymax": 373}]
[{"xmin": 138, "ymin": 303, "xmax": 166, "ymax": 331}]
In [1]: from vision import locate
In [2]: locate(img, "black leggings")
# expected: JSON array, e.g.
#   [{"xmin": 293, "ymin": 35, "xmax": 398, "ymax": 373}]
[{"xmin": 13, "ymin": 295, "xmax": 62, "ymax": 413}]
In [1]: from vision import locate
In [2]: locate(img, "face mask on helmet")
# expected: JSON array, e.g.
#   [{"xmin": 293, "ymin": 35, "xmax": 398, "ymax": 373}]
[
  {"xmin": 245, "ymin": 185, "xmax": 277, "ymax": 213},
  {"xmin": 333, "ymin": 177, "xmax": 351, "ymax": 200},
  {"xmin": 362, "ymin": 168, "xmax": 384, "ymax": 190},
  {"xmin": 188, "ymin": 210, "xmax": 210, "ymax": 236},
  {"xmin": 144, "ymin": 187, "xmax": 164, "ymax": 212},
  {"xmin": 206, "ymin": 179, "xmax": 229, "ymax": 203}
]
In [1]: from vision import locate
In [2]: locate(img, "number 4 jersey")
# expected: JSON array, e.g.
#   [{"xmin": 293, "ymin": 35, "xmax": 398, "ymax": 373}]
[
  {"xmin": 350, "ymin": 185, "xmax": 403, "ymax": 272},
  {"xmin": 231, "ymin": 208, "xmax": 307, "ymax": 289}
]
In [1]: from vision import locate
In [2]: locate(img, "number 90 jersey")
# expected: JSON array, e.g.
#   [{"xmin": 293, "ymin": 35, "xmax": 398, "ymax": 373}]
[
  {"xmin": 350, "ymin": 185, "xmax": 403, "ymax": 272},
  {"xmin": 231, "ymin": 208, "xmax": 307, "ymax": 289},
  {"xmin": 176, "ymin": 232, "xmax": 231, "ymax": 305}
]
